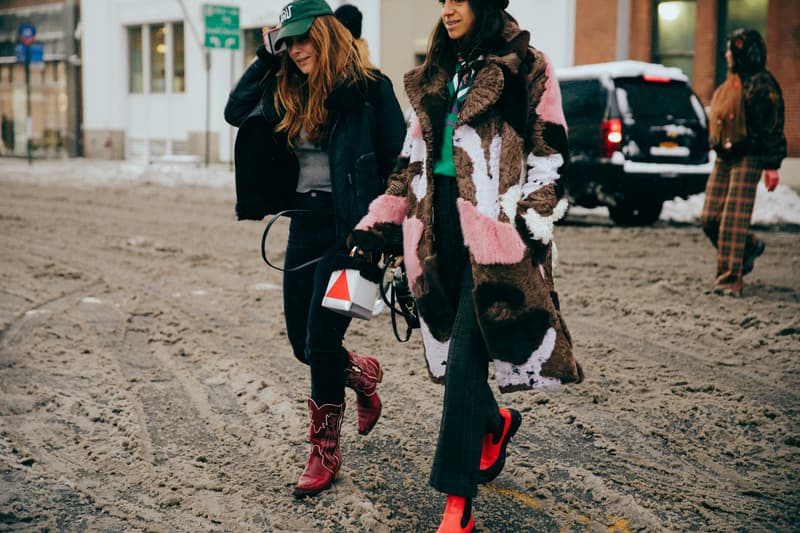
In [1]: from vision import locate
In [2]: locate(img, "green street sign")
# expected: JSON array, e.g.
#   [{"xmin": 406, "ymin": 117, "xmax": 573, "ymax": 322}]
[{"xmin": 204, "ymin": 4, "xmax": 240, "ymax": 49}]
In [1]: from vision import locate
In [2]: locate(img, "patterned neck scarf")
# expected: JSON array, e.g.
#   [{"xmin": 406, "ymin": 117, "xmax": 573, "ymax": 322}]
[
  {"xmin": 434, "ymin": 54, "xmax": 485, "ymax": 177},
  {"xmin": 447, "ymin": 54, "xmax": 484, "ymax": 116}
]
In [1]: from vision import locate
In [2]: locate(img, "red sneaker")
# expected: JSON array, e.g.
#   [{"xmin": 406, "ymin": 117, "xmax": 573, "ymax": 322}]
[
  {"xmin": 435, "ymin": 495, "xmax": 474, "ymax": 533},
  {"xmin": 478, "ymin": 407, "xmax": 521, "ymax": 484}
]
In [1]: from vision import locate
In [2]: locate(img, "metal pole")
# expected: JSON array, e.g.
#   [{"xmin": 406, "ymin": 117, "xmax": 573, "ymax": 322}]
[
  {"xmin": 229, "ymin": 49, "xmax": 234, "ymax": 171},
  {"xmin": 205, "ymin": 50, "xmax": 210, "ymax": 167},
  {"xmin": 178, "ymin": 0, "xmax": 210, "ymax": 166},
  {"xmin": 25, "ymin": 44, "xmax": 32, "ymax": 165},
  {"xmin": 616, "ymin": 0, "xmax": 630, "ymax": 60}
]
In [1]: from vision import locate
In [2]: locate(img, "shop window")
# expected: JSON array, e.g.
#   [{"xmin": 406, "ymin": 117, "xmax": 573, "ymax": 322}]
[
  {"xmin": 127, "ymin": 22, "xmax": 184, "ymax": 94},
  {"xmin": 716, "ymin": 0, "xmax": 768, "ymax": 85},
  {"xmin": 725, "ymin": 0, "xmax": 767, "ymax": 36},
  {"xmin": 653, "ymin": 0, "xmax": 697, "ymax": 83},
  {"xmin": 150, "ymin": 24, "xmax": 166, "ymax": 92},
  {"xmin": 173, "ymin": 23, "xmax": 185, "ymax": 92},
  {"xmin": 128, "ymin": 26, "xmax": 143, "ymax": 92}
]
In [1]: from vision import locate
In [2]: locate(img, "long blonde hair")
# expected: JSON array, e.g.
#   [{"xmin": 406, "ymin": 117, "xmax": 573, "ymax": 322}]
[{"xmin": 274, "ymin": 15, "xmax": 373, "ymax": 147}]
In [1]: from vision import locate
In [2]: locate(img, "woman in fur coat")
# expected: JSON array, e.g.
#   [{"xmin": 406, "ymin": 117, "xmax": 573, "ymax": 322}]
[
  {"xmin": 701, "ymin": 28, "xmax": 786, "ymax": 297},
  {"xmin": 351, "ymin": 0, "xmax": 582, "ymax": 530}
]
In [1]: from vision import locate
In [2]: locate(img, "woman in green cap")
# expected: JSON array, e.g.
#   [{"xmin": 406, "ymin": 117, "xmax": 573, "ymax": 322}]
[
  {"xmin": 224, "ymin": 0, "xmax": 405, "ymax": 498},
  {"xmin": 350, "ymin": 0, "xmax": 582, "ymax": 530}
]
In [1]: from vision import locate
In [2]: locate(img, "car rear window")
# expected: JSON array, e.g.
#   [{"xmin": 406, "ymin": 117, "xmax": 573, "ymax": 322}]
[
  {"xmin": 560, "ymin": 79, "xmax": 606, "ymax": 124},
  {"xmin": 614, "ymin": 78, "xmax": 701, "ymax": 122}
]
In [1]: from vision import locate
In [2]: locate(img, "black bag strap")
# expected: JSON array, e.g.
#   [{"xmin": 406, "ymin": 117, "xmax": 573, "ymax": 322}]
[
  {"xmin": 260, "ymin": 209, "xmax": 324, "ymax": 272},
  {"xmin": 379, "ymin": 256, "xmax": 421, "ymax": 343}
]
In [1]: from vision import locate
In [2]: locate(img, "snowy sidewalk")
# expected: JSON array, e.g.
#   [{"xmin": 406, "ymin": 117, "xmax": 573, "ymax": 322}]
[{"xmin": 1, "ymin": 156, "xmax": 799, "ymax": 226}]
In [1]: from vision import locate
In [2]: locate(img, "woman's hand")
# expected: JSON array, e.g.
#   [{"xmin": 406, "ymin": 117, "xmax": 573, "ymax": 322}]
[{"xmin": 764, "ymin": 169, "xmax": 779, "ymax": 192}]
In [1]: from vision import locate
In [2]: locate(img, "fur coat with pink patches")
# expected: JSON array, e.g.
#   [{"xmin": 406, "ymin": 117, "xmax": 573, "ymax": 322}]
[{"xmin": 353, "ymin": 16, "xmax": 583, "ymax": 392}]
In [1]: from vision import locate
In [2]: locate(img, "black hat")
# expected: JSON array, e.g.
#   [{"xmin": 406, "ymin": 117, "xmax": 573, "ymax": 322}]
[
  {"xmin": 334, "ymin": 4, "xmax": 363, "ymax": 39},
  {"xmin": 728, "ymin": 28, "xmax": 767, "ymax": 76}
]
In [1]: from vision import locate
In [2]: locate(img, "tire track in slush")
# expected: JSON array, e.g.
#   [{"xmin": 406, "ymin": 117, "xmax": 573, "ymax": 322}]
[
  {"xmin": 0, "ymin": 292, "xmax": 188, "ymax": 531},
  {"xmin": 1, "ymin": 212, "xmax": 351, "ymax": 529},
  {"xmin": 554, "ymin": 318, "xmax": 799, "ymax": 530},
  {"xmin": 573, "ymin": 317, "xmax": 798, "ymax": 410},
  {"xmin": 148, "ymin": 284, "xmax": 638, "ymax": 531},
  {"xmin": 77, "ymin": 296, "xmax": 262, "ymax": 531},
  {"xmin": 137, "ymin": 287, "xmax": 397, "ymax": 532},
  {"xmin": 78, "ymin": 284, "xmax": 370, "ymax": 531}
]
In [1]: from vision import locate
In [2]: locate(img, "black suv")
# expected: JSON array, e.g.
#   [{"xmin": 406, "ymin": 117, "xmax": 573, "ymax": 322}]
[{"xmin": 557, "ymin": 61, "xmax": 714, "ymax": 225}]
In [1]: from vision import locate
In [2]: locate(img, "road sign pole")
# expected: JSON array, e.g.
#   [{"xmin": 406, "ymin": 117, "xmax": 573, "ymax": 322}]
[
  {"xmin": 229, "ymin": 49, "xmax": 234, "ymax": 171},
  {"xmin": 18, "ymin": 22, "xmax": 36, "ymax": 164},
  {"xmin": 25, "ymin": 44, "xmax": 32, "ymax": 165},
  {"xmin": 205, "ymin": 50, "xmax": 210, "ymax": 167}
]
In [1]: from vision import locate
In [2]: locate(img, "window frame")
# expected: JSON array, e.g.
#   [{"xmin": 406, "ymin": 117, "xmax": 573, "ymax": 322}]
[
  {"xmin": 651, "ymin": 0, "xmax": 698, "ymax": 83},
  {"xmin": 127, "ymin": 20, "xmax": 185, "ymax": 95},
  {"xmin": 714, "ymin": 0, "xmax": 768, "ymax": 86}
]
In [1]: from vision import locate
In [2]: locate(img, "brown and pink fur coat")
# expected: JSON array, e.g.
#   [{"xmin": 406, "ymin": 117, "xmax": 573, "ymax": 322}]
[{"xmin": 353, "ymin": 17, "xmax": 583, "ymax": 392}]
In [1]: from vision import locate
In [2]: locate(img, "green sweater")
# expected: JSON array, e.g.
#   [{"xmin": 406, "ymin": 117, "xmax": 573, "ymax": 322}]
[{"xmin": 433, "ymin": 59, "xmax": 479, "ymax": 176}]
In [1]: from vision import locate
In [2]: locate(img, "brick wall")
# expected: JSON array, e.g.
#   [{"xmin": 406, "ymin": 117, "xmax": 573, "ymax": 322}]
[
  {"xmin": 693, "ymin": 2, "xmax": 719, "ymax": 105},
  {"xmin": 622, "ymin": 0, "xmax": 798, "ymax": 157},
  {"xmin": 628, "ymin": 0, "xmax": 652, "ymax": 61},
  {"xmin": 575, "ymin": 0, "xmax": 619, "ymax": 64},
  {"xmin": 0, "ymin": 0, "xmax": 62, "ymax": 9},
  {"xmin": 767, "ymin": 0, "xmax": 799, "ymax": 158}
]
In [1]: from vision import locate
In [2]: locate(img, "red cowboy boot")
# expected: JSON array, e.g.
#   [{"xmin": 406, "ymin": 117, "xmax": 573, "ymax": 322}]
[
  {"xmin": 478, "ymin": 407, "xmax": 522, "ymax": 484},
  {"xmin": 436, "ymin": 495, "xmax": 474, "ymax": 533},
  {"xmin": 293, "ymin": 399, "xmax": 345, "ymax": 498},
  {"xmin": 345, "ymin": 352, "xmax": 383, "ymax": 435}
]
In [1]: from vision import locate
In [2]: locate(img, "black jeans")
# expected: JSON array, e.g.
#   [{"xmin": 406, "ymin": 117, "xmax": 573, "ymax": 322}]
[
  {"xmin": 429, "ymin": 175, "xmax": 503, "ymax": 497},
  {"xmin": 282, "ymin": 191, "xmax": 350, "ymax": 405}
]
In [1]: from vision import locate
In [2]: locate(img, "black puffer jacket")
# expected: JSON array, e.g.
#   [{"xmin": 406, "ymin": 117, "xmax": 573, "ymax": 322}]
[
  {"xmin": 224, "ymin": 52, "xmax": 406, "ymax": 248},
  {"xmin": 718, "ymin": 29, "xmax": 786, "ymax": 170}
]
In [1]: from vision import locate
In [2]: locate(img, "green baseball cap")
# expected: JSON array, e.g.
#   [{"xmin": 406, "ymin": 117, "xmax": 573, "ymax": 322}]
[{"xmin": 275, "ymin": 0, "xmax": 334, "ymax": 49}]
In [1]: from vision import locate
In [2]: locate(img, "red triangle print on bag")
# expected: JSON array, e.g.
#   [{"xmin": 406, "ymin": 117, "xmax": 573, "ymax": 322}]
[{"xmin": 326, "ymin": 270, "xmax": 350, "ymax": 301}]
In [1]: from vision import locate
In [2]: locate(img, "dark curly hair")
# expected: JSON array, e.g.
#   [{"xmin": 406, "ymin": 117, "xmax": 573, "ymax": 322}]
[
  {"xmin": 422, "ymin": 0, "xmax": 509, "ymax": 80},
  {"xmin": 728, "ymin": 28, "xmax": 767, "ymax": 76}
]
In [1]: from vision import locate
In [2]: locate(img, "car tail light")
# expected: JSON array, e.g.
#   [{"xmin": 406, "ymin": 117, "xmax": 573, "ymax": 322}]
[
  {"xmin": 600, "ymin": 118, "xmax": 622, "ymax": 158},
  {"xmin": 643, "ymin": 75, "xmax": 671, "ymax": 83}
]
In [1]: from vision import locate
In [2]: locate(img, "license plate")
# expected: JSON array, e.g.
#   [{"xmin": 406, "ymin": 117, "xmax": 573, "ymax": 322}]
[{"xmin": 650, "ymin": 145, "xmax": 690, "ymax": 157}]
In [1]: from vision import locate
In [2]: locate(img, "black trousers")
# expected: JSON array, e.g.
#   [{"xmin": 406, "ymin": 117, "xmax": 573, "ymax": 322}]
[
  {"xmin": 429, "ymin": 175, "xmax": 503, "ymax": 497},
  {"xmin": 282, "ymin": 191, "xmax": 350, "ymax": 405}
]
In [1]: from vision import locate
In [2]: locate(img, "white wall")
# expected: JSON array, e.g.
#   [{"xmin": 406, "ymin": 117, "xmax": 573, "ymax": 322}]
[
  {"xmin": 80, "ymin": 0, "xmax": 576, "ymax": 162},
  {"xmin": 81, "ymin": 0, "xmax": 373, "ymax": 162},
  {"xmin": 82, "ymin": 0, "xmax": 234, "ymax": 160},
  {"xmin": 507, "ymin": 0, "xmax": 575, "ymax": 67}
]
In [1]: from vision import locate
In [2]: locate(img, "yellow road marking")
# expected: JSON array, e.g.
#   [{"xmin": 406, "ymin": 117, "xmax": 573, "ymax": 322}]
[
  {"xmin": 480, "ymin": 484, "xmax": 542, "ymax": 510},
  {"xmin": 481, "ymin": 485, "xmax": 634, "ymax": 532},
  {"xmin": 608, "ymin": 517, "xmax": 633, "ymax": 533}
]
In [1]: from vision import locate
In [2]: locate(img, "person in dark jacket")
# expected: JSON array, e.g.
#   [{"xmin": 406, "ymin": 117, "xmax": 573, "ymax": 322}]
[
  {"xmin": 351, "ymin": 0, "xmax": 581, "ymax": 530},
  {"xmin": 223, "ymin": 0, "xmax": 405, "ymax": 498},
  {"xmin": 701, "ymin": 28, "xmax": 786, "ymax": 297},
  {"xmin": 334, "ymin": 4, "xmax": 373, "ymax": 68}
]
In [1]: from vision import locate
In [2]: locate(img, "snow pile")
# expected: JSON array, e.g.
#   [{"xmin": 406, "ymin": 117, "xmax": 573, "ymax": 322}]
[
  {"xmin": 2, "ymin": 158, "xmax": 799, "ymax": 225},
  {"xmin": 570, "ymin": 183, "xmax": 800, "ymax": 226}
]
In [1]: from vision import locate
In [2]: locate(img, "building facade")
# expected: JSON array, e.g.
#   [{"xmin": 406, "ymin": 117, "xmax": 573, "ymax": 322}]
[
  {"xmin": 0, "ymin": 0, "xmax": 81, "ymax": 157},
  {"xmin": 4, "ymin": 0, "xmax": 793, "ymax": 161},
  {"xmin": 575, "ymin": 0, "xmax": 798, "ymax": 156},
  {"xmin": 76, "ymin": 0, "xmax": 573, "ymax": 163}
]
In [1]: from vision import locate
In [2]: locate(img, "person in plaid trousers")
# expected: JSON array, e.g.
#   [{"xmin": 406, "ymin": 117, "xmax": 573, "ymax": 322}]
[{"xmin": 701, "ymin": 28, "xmax": 786, "ymax": 297}]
